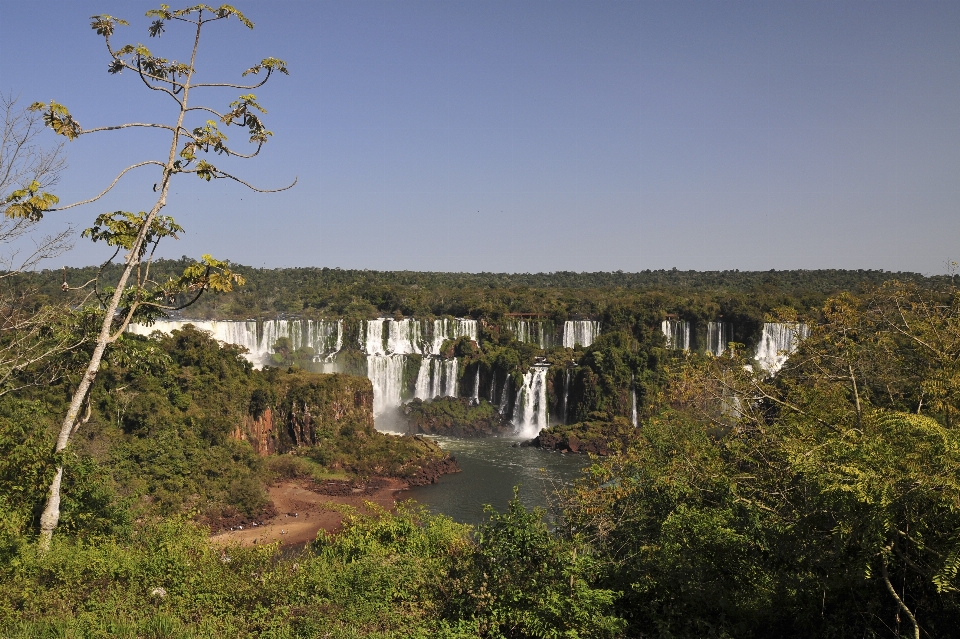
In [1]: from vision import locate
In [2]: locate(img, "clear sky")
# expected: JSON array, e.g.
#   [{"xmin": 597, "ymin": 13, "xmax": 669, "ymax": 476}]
[{"xmin": 2, "ymin": 1, "xmax": 959, "ymax": 273}]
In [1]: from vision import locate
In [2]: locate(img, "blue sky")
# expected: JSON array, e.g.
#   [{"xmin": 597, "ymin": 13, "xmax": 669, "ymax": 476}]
[{"xmin": 2, "ymin": 1, "xmax": 959, "ymax": 273}]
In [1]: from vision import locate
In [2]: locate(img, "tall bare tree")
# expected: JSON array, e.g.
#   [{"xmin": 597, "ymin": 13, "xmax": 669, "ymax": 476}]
[
  {"xmin": 0, "ymin": 93, "xmax": 78, "ymax": 395},
  {"xmin": 2, "ymin": 4, "xmax": 295, "ymax": 549}
]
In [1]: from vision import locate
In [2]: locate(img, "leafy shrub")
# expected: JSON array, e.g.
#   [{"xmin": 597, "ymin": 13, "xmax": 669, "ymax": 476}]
[{"xmin": 448, "ymin": 490, "xmax": 624, "ymax": 638}]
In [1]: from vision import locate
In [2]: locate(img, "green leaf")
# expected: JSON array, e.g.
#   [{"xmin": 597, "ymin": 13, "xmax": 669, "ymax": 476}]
[
  {"xmin": 242, "ymin": 57, "xmax": 289, "ymax": 77},
  {"xmin": 3, "ymin": 180, "xmax": 59, "ymax": 221},
  {"xmin": 29, "ymin": 101, "xmax": 81, "ymax": 140}
]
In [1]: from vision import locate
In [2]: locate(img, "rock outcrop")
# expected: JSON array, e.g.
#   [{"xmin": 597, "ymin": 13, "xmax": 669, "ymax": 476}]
[
  {"xmin": 401, "ymin": 397, "xmax": 512, "ymax": 437},
  {"xmin": 526, "ymin": 417, "xmax": 636, "ymax": 455}
]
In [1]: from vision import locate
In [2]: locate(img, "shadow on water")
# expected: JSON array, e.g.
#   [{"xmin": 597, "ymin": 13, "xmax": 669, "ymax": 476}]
[{"xmin": 404, "ymin": 436, "xmax": 591, "ymax": 527}]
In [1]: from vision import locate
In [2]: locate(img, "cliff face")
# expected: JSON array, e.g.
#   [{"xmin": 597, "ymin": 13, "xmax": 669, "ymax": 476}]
[
  {"xmin": 232, "ymin": 371, "xmax": 375, "ymax": 454},
  {"xmin": 233, "ymin": 407, "xmax": 277, "ymax": 455},
  {"xmin": 274, "ymin": 371, "xmax": 375, "ymax": 449},
  {"xmin": 230, "ymin": 369, "xmax": 459, "ymax": 482}
]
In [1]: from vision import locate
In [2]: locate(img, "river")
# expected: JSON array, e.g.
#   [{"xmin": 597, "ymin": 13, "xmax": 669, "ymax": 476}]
[{"xmin": 404, "ymin": 436, "xmax": 591, "ymax": 527}]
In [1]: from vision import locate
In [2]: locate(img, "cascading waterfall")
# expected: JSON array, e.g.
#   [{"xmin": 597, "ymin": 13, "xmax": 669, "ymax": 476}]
[
  {"xmin": 366, "ymin": 354, "xmax": 405, "ymax": 415},
  {"xmin": 754, "ymin": 322, "xmax": 809, "ymax": 374},
  {"xmin": 356, "ymin": 317, "xmax": 477, "ymax": 414},
  {"xmin": 362, "ymin": 319, "xmax": 387, "ymax": 355},
  {"xmin": 509, "ymin": 320, "xmax": 554, "ymax": 349},
  {"xmin": 562, "ymin": 367, "xmax": 571, "ymax": 425},
  {"xmin": 471, "ymin": 368, "xmax": 480, "ymax": 404},
  {"xmin": 513, "ymin": 366, "xmax": 549, "ymax": 438},
  {"xmin": 414, "ymin": 356, "xmax": 459, "ymax": 401},
  {"xmin": 498, "ymin": 377, "xmax": 511, "ymax": 415},
  {"xmin": 128, "ymin": 320, "xmax": 259, "ymax": 361},
  {"xmin": 630, "ymin": 374, "xmax": 638, "ymax": 427},
  {"xmin": 443, "ymin": 358, "xmax": 459, "ymax": 397},
  {"xmin": 429, "ymin": 318, "xmax": 478, "ymax": 355},
  {"xmin": 414, "ymin": 358, "xmax": 432, "ymax": 399},
  {"xmin": 386, "ymin": 318, "xmax": 422, "ymax": 355},
  {"xmin": 562, "ymin": 321, "xmax": 600, "ymax": 348},
  {"xmin": 660, "ymin": 319, "xmax": 690, "ymax": 351},
  {"xmin": 705, "ymin": 321, "xmax": 730, "ymax": 356},
  {"xmin": 127, "ymin": 319, "xmax": 344, "ymax": 367},
  {"xmin": 317, "ymin": 320, "xmax": 343, "ymax": 361}
]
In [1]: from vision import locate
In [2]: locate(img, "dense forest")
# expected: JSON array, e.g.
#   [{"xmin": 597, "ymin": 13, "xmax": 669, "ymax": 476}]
[
  {"xmin": 23, "ymin": 259, "xmax": 941, "ymax": 322},
  {"xmin": 3, "ymin": 272, "xmax": 960, "ymax": 637},
  {"xmin": 3, "ymin": 4, "xmax": 959, "ymax": 636}
]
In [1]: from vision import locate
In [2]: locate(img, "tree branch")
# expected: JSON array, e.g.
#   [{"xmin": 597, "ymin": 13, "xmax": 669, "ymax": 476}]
[
  {"xmin": 181, "ymin": 167, "xmax": 297, "ymax": 192},
  {"xmin": 185, "ymin": 106, "xmax": 225, "ymax": 118},
  {"xmin": 49, "ymin": 161, "xmax": 165, "ymax": 211},
  {"xmin": 192, "ymin": 69, "xmax": 272, "ymax": 90},
  {"xmin": 80, "ymin": 123, "xmax": 175, "ymax": 135}
]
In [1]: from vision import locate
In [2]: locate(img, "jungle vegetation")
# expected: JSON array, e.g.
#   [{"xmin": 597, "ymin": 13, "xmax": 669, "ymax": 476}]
[
  {"xmin": 1, "ymin": 279, "xmax": 960, "ymax": 637},
  {"xmin": 3, "ymin": 3, "xmax": 960, "ymax": 638}
]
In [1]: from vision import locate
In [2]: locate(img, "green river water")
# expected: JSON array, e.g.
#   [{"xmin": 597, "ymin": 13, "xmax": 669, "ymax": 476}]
[{"xmin": 404, "ymin": 436, "xmax": 591, "ymax": 527}]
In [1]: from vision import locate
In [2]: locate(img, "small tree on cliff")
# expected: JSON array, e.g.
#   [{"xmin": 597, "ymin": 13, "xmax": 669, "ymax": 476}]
[{"xmin": 2, "ymin": 4, "xmax": 295, "ymax": 549}]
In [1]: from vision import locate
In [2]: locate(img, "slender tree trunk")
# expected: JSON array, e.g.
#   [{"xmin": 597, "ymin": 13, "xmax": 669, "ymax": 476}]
[
  {"xmin": 37, "ymin": 19, "xmax": 200, "ymax": 550},
  {"xmin": 849, "ymin": 363, "xmax": 862, "ymax": 426},
  {"xmin": 881, "ymin": 556, "xmax": 920, "ymax": 639},
  {"xmin": 38, "ymin": 191, "xmax": 170, "ymax": 549}
]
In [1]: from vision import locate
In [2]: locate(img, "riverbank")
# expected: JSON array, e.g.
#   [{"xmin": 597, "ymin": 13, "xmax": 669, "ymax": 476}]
[{"xmin": 209, "ymin": 477, "xmax": 409, "ymax": 547}]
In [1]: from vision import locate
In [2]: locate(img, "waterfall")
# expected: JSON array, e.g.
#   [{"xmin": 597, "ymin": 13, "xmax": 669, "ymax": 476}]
[
  {"xmin": 489, "ymin": 371, "xmax": 497, "ymax": 403},
  {"xmin": 755, "ymin": 322, "xmax": 808, "ymax": 374},
  {"xmin": 705, "ymin": 321, "xmax": 730, "ymax": 356},
  {"xmin": 562, "ymin": 320, "xmax": 600, "ymax": 348},
  {"xmin": 661, "ymin": 319, "xmax": 690, "ymax": 351},
  {"xmin": 386, "ymin": 318, "xmax": 422, "ymax": 355},
  {"xmin": 511, "ymin": 320, "xmax": 531, "ymax": 344},
  {"xmin": 630, "ymin": 374, "xmax": 638, "ymax": 427},
  {"xmin": 362, "ymin": 319, "xmax": 386, "ymax": 355},
  {"xmin": 366, "ymin": 355, "xmax": 406, "ymax": 415},
  {"xmin": 315, "ymin": 320, "xmax": 343, "ymax": 361},
  {"xmin": 498, "ymin": 377, "xmax": 511, "ymax": 415},
  {"xmin": 562, "ymin": 367, "xmax": 571, "ymax": 425},
  {"xmin": 414, "ymin": 357, "xmax": 432, "ymax": 399},
  {"xmin": 127, "ymin": 320, "xmax": 258, "ymax": 365},
  {"xmin": 471, "ymin": 368, "xmax": 480, "ymax": 404},
  {"xmin": 443, "ymin": 358, "xmax": 459, "ymax": 397},
  {"xmin": 414, "ymin": 356, "xmax": 459, "ymax": 401},
  {"xmin": 128, "ymin": 319, "xmax": 347, "ymax": 366},
  {"xmin": 509, "ymin": 320, "xmax": 554, "ymax": 349},
  {"xmin": 429, "ymin": 318, "xmax": 478, "ymax": 355},
  {"xmin": 512, "ymin": 366, "xmax": 549, "ymax": 438},
  {"xmin": 260, "ymin": 319, "xmax": 297, "ymax": 354}
]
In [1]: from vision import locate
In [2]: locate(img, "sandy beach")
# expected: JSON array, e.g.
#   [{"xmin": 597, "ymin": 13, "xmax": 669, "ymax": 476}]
[{"xmin": 209, "ymin": 477, "xmax": 409, "ymax": 548}]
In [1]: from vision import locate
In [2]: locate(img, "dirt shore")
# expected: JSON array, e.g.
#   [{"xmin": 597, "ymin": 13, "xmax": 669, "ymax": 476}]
[{"xmin": 209, "ymin": 477, "xmax": 408, "ymax": 548}]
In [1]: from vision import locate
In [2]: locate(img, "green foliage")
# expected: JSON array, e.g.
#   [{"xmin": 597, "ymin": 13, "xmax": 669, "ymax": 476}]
[
  {"xmin": 0, "ymin": 399, "xmax": 130, "ymax": 553},
  {"xmin": 403, "ymin": 398, "xmax": 510, "ymax": 437},
  {"xmin": 2, "ymin": 179, "xmax": 60, "ymax": 221},
  {"xmin": 448, "ymin": 491, "xmax": 624, "ymax": 638},
  {"xmin": 27, "ymin": 101, "xmax": 81, "ymax": 140},
  {"xmin": 82, "ymin": 211, "xmax": 183, "ymax": 257},
  {"xmin": 568, "ymin": 378, "xmax": 960, "ymax": 634},
  {"xmin": 268, "ymin": 336, "xmax": 315, "ymax": 368},
  {"xmin": 0, "ymin": 506, "xmax": 475, "ymax": 638}
]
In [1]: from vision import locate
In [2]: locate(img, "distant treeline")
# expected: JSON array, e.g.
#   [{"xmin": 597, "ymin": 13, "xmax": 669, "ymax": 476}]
[{"xmin": 16, "ymin": 259, "xmax": 943, "ymax": 324}]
